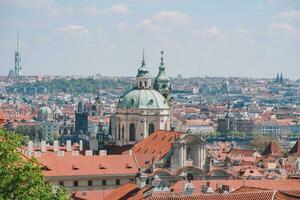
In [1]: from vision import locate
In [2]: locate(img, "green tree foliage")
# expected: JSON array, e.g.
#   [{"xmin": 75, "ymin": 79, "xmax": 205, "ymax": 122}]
[
  {"xmin": 227, "ymin": 131, "xmax": 247, "ymax": 137},
  {"xmin": 14, "ymin": 78, "xmax": 132, "ymax": 94},
  {"xmin": 0, "ymin": 129, "xmax": 70, "ymax": 200},
  {"xmin": 250, "ymin": 134, "xmax": 282, "ymax": 152},
  {"xmin": 15, "ymin": 126, "xmax": 44, "ymax": 141}
]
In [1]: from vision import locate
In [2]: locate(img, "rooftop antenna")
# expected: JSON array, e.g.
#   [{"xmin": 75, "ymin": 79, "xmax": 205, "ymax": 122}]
[{"xmin": 14, "ymin": 31, "xmax": 22, "ymax": 76}]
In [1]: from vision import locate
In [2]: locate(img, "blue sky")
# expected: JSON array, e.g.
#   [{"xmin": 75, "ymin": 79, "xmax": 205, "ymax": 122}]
[{"xmin": 0, "ymin": 0, "xmax": 299, "ymax": 79}]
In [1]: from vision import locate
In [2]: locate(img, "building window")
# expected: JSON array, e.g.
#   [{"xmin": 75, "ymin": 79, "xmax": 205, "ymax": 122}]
[
  {"xmin": 118, "ymin": 123, "xmax": 120, "ymax": 140},
  {"xmin": 116, "ymin": 179, "xmax": 120, "ymax": 185},
  {"xmin": 59, "ymin": 181, "xmax": 64, "ymax": 186},
  {"xmin": 102, "ymin": 180, "xmax": 107, "ymax": 186},
  {"xmin": 74, "ymin": 181, "xmax": 78, "ymax": 187},
  {"xmin": 88, "ymin": 180, "xmax": 93, "ymax": 186},
  {"xmin": 145, "ymin": 81, "xmax": 147, "ymax": 87},
  {"xmin": 148, "ymin": 123, "xmax": 155, "ymax": 135},
  {"xmin": 186, "ymin": 146, "xmax": 192, "ymax": 160},
  {"xmin": 122, "ymin": 126, "xmax": 124, "ymax": 140},
  {"xmin": 129, "ymin": 123, "xmax": 136, "ymax": 141}
]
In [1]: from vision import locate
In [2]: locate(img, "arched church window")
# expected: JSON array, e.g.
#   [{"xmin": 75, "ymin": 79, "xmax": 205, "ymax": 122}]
[
  {"xmin": 122, "ymin": 125, "xmax": 124, "ymax": 140},
  {"xmin": 186, "ymin": 146, "xmax": 192, "ymax": 160},
  {"xmin": 148, "ymin": 123, "xmax": 155, "ymax": 135},
  {"xmin": 129, "ymin": 123, "xmax": 135, "ymax": 141},
  {"xmin": 145, "ymin": 81, "xmax": 147, "ymax": 87}
]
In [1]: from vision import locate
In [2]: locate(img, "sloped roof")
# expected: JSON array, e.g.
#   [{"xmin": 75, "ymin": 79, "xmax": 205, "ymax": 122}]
[
  {"xmin": 72, "ymin": 189, "xmax": 113, "ymax": 200},
  {"xmin": 103, "ymin": 183, "xmax": 140, "ymax": 200},
  {"xmin": 171, "ymin": 180, "xmax": 300, "ymax": 194},
  {"xmin": 37, "ymin": 154, "xmax": 138, "ymax": 177},
  {"xmin": 228, "ymin": 148, "xmax": 256, "ymax": 157},
  {"xmin": 289, "ymin": 140, "xmax": 300, "ymax": 156},
  {"xmin": 130, "ymin": 130, "xmax": 182, "ymax": 168},
  {"xmin": 262, "ymin": 140, "xmax": 282, "ymax": 156},
  {"xmin": 147, "ymin": 191, "xmax": 275, "ymax": 200}
]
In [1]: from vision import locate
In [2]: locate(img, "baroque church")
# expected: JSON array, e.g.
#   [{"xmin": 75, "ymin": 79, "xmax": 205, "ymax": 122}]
[{"xmin": 111, "ymin": 50, "xmax": 172, "ymax": 146}]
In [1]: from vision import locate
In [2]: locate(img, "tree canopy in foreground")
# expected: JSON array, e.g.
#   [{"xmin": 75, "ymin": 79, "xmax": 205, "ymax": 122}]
[{"xmin": 0, "ymin": 129, "xmax": 70, "ymax": 200}]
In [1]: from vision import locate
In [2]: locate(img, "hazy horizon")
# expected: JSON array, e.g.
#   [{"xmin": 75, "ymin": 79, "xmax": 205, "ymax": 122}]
[{"xmin": 0, "ymin": 0, "xmax": 299, "ymax": 79}]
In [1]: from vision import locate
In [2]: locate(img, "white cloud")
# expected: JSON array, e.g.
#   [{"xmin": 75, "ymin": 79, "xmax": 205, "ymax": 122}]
[
  {"xmin": 233, "ymin": 29, "xmax": 248, "ymax": 34},
  {"xmin": 57, "ymin": 25, "xmax": 88, "ymax": 36},
  {"xmin": 83, "ymin": 3, "xmax": 128, "ymax": 15},
  {"xmin": 1, "ymin": 0, "xmax": 73, "ymax": 17},
  {"xmin": 137, "ymin": 10, "xmax": 190, "ymax": 32},
  {"xmin": 109, "ymin": 4, "xmax": 128, "ymax": 15},
  {"xmin": 116, "ymin": 21, "xmax": 128, "ymax": 31},
  {"xmin": 272, "ymin": 23, "xmax": 297, "ymax": 33},
  {"xmin": 204, "ymin": 27, "xmax": 224, "ymax": 38},
  {"xmin": 277, "ymin": 10, "xmax": 300, "ymax": 22},
  {"xmin": 83, "ymin": 3, "xmax": 99, "ymax": 15}
]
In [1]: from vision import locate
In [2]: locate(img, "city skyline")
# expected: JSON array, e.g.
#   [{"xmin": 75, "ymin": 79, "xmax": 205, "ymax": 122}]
[{"xmin": 0, "ymin": 0, "xmax": 300, "ymax": 79}]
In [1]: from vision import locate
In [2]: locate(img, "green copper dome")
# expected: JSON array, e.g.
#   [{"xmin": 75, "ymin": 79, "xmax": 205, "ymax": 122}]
[
  {"xmin": 117, "ymin": 89, "xmax": 169, "ymax": 109},
  {"xmin": 38, "ymin": 106, "xmax": 52, "ymax": 115}
]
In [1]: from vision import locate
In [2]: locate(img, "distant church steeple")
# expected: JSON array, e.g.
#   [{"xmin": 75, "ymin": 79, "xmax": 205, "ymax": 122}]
[
  {"xmin": 274, "ymin": 72, "xmax": 284, "ymax": 84},
  {"xmin": 154, "ymin": 50, "xmax": 171, "ymax": 99},
  {"xmin": 136, "ymin": 49, "xmax": 151, "ymax": 89}
]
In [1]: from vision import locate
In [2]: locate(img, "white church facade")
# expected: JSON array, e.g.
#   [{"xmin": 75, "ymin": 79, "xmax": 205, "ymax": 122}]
[{"xmin": 111, "ymin": 51, "xmax": 172, "ymax": 146}]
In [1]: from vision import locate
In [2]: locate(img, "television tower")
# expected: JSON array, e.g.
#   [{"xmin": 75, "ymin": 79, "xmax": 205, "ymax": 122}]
[{"xmin": 14, "ymin": 33, "xmax": 22, "ymax": 76}]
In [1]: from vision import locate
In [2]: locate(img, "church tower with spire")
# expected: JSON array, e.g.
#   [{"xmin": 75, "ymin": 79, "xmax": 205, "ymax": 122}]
[{"xmin": 154, "ymin": 50, "xmax": 171, "ymax": 100}]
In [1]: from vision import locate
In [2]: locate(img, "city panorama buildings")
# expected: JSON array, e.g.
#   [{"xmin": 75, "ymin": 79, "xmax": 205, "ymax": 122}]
[{"xmin": 111, "ymin": 51, "xmax": 172, "ymax": 146}]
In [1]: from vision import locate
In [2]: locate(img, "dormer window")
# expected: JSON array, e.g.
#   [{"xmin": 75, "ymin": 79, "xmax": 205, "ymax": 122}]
[
  {"xmin": 72, "ymin": 164, "xmax": 79, "ymax": 170},
  {"xmin": 99, "ymin": 164, "xmax": 106, "ymax": 169}
]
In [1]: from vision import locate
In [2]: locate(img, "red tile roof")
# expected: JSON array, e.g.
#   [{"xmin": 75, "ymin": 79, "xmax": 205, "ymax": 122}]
[
  {"xmin": 262, "ymin": 140, "xmax": 282, "ymax": 157},
  {"xmin": 37, "ymin": 154, "xmax": 138, "ymax": 177},
  {"xmin": 130, "ymin": 130, "xmax": 182, "ymax": 168},
  {"xmin": 171, "ymin": 180, "xmax": 300, "ymax": 194},
  {"xmin": 147, "ymin": 191, "xmax": 275, "ymax": 200},
  {"xmin": 103, "ymin": 183, "xmax": 140, "ymax": 200},
  {"xmin": 289, "ymin": 140, "xmax": 300, "ymax": 156},
  {"xmin": 227, "ymin": 148, "xmax": 256, "ymax": 157},
  {"xmin": 72, "ymin": 189, "xmax": 113, "ymax": 200}
]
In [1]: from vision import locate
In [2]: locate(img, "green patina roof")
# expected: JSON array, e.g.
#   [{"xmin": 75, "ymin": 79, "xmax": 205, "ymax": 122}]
[
  {"xmin": 117, "ymin": 89, "xmax": 169, "ymax": 109},
  {"xmin": 155, "ymin": 65, "xmax": 169, "ymax": 82},
  {"xmin": 39, "ymin": 106, "xmax": 52, "ymax": 115}
]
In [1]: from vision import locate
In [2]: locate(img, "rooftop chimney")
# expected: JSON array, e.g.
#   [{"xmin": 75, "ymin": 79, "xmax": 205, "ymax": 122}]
[
  {"xmin": 99, "ymin": 150, "xmax": 107, "ymax": 156},
  {"xmin": 137, "ymin": 173, "xmax": 148, "ymax": 188},
  {"xmin": 66, "ymin": 140, "xmax": 72, "ymax": 152},
  {"xmin": 28, "ymin": 141, "xmax": 33, "ymax": 153},
  {"xmin": 53, "ymin": 140, "xmax": 59, "ymax": 152},
  {"xmin": 79, "ymin": 140, "xmax": 83, "ymax": 151},
  {"xmin": 183, "ymin": 182, "xmax": 195, "ymax": 196},
  {"xmin": 41, "ymin": 141, "xmax": 46, "ymax": 152},
  {"xmin": 85, "ymin": 150, "xmax": 93, "ymax": 156}
]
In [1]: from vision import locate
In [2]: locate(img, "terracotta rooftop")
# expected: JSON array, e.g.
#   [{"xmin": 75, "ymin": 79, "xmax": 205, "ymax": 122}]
[
  {"xmin": 37, "ymin": 154, "xmax": 139, "ymax": 177},
  {"xmin": 130, "ymin": 130, "xmax": 182, "ymax": 168},
  {"xmin": 289, "ymin": 140, "xmax": 300, "ymax": 156},
  {"xmin": 185, "ymin": 119, "xmax": 212, "ymax": 126},
  {"xmin": 103, "ymin": 183, "xmax": 148, "ymax": 200},
  {"xmin": 72, "ymin": 189, "xmax": 113, "ymax": 200},
  {"xmin": 227, "ymin": 148, "xmax": 256, "ymax": 157},
  {"xmin": 262, "ymin": 140, "xmax": 282, "ymax": 157},
  {"xmin": 147, "ymin": 191, "xmax": 275, "ymax": 200},
  {"xmin": 171, "ymin": 180, "xmax": 300, "ymax": 195}
]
